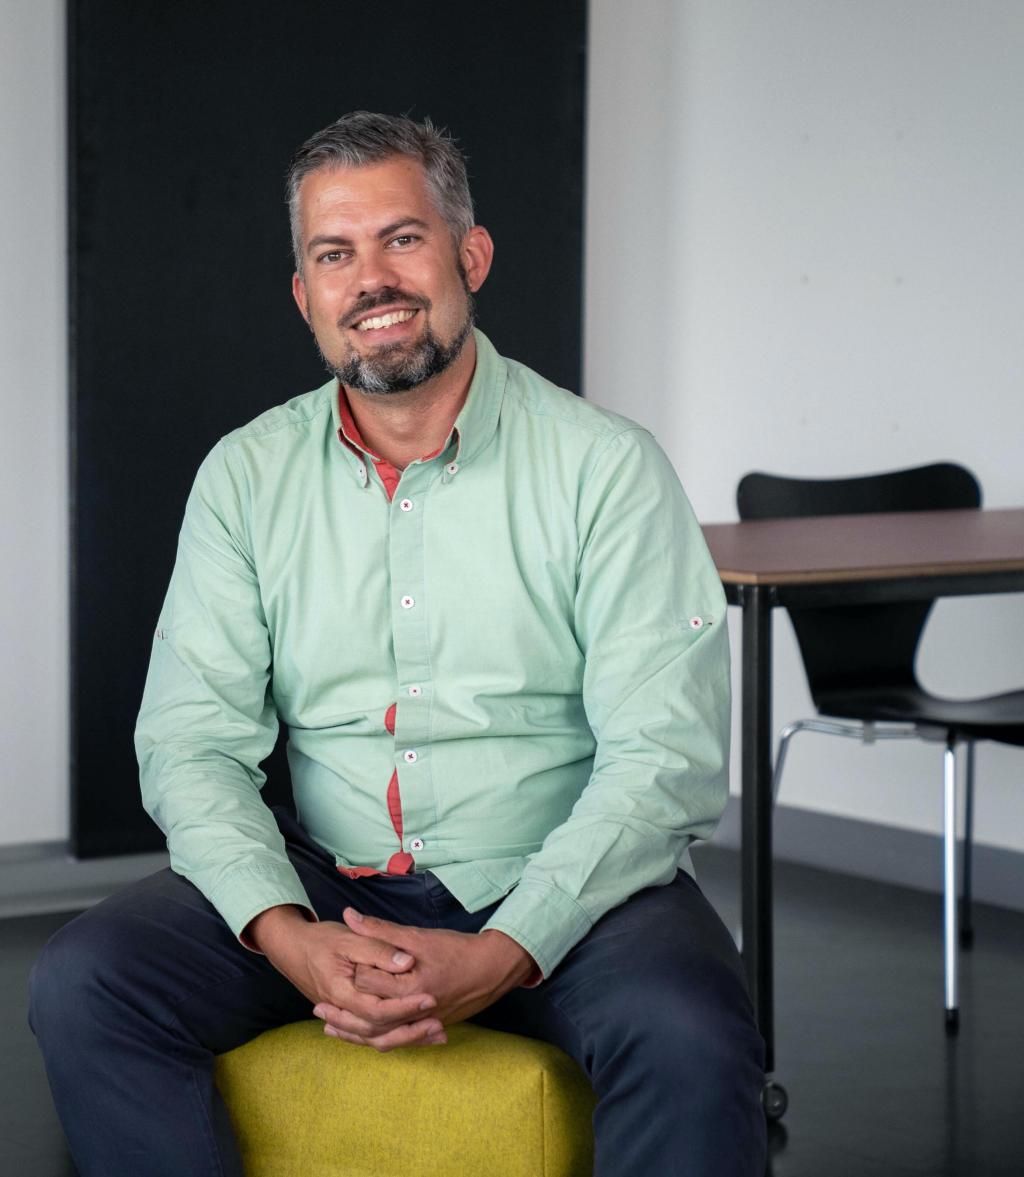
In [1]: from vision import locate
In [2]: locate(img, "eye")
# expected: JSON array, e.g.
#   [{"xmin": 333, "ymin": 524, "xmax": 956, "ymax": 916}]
[
  {"xmin": 316, "ymin": 249, "xmax": 346, "ymax": 265},
  {"xmin": 387, "ymin": 234, "xmax": 420, "ymax": 249}
]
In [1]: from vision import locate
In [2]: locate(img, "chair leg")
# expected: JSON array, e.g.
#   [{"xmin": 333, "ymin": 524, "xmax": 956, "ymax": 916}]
[
  {"xmin": 960, "ymin": 741, "xmax": 975, "ymax": 949},
  {"xmin": 771, "ymin": 723, "xmax": 800, "ymax": 804},
  {"xmin": 943, "ymin": 737, "xmax": 960, "ymax": 1035}
]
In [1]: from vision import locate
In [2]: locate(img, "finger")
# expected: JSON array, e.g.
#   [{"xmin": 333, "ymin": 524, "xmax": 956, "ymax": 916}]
[
  {"xmin": 343, "ymin": 907, "xmax": 416, "ymax": 966},
  {"xmin": 352, "ymin": 964, "xmax": 416, "ymax": 998},
  {"xmin": 338, "ymin": 923, "xmax": 416, "ymax": 973},
  {"xmin": 324, "ymin": 1019, "xmax": 448, "ymax": 1053},
  {"xmin": 325, "ymin": 1005, "xmax": 441, "ymax": 1039},
  {"xmin": 315, "ymin": 991, "xmax": 436, "ymax": 1032},
  {"xmin": 318, "ymin": 1005, "xmax": 444, "ymax": 1044}
]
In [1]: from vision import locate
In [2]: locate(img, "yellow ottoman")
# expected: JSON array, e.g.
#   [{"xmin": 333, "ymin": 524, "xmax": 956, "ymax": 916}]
[{"xmin": 215, "ymin": 1020, "xmax": 595, "ymax": 1177}]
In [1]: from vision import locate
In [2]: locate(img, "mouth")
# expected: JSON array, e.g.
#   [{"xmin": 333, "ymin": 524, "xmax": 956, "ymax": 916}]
[{"xmin": 352, "ymin": 307, "xmax": 420, "ymax": 333}]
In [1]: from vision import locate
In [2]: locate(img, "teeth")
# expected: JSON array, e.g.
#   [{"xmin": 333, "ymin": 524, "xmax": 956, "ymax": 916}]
[{"xmin": 356, "ymin": 309, "xmax": 416, "ymax": 331}]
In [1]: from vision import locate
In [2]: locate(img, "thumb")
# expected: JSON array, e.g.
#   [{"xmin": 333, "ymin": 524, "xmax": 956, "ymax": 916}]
[{"xmin": 343, "ymin": 908, "xmax": 415, "ymax": 970}]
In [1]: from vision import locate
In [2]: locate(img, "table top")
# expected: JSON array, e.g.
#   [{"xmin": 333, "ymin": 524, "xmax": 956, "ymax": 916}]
[{"xmin": 702, "ymin": 507, "xmax": 1024, "ymax": 586}]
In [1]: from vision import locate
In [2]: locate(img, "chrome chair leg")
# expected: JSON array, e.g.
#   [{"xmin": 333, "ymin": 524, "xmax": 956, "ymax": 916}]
[
  {"xmin": 960, "ymin": 740, "xmax": 975, "ymax": 948},
  {"xmin": 730, "ymin": 718, "xmax": 919, "ymax": 952},
  {"xmin": 943, "ymin": 736, "xmax": 960, "ymax": 1034},
  {"xmin": 769, "ymin": 718, "xmax": 918, "ymax": 801}
]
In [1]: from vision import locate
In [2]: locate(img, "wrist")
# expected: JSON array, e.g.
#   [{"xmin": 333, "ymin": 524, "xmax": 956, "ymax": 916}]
[
  {"xmin": 245, "ymin": 903, "xmax": 315, "ymax": 955},
  {"xmin": 477, "ymin": 929, "xmax": 538, "ymax": 989}
]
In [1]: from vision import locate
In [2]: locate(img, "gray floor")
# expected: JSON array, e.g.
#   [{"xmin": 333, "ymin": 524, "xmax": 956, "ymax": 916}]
[{"xmin": 2, "ymin": 847, "xmax": 1023, "ymax": 1176}]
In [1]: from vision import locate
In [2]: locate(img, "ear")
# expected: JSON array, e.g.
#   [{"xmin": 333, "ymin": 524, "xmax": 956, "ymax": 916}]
[
  {"xmin": 459, "ymin": 226, "xmax": 494, "ymax": 294},
  {"xmin": 292, "ymin": 271, "xmax": 310, "ymax": 324}
]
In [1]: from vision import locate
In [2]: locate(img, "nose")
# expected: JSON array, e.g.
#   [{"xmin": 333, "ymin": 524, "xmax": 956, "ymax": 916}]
[{"xmin": 352, "ymin": 247, "xmax": 401, "ymax": 297}]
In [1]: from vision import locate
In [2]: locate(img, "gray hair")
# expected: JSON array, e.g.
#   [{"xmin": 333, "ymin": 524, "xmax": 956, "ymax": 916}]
[{"xmin": 286, "ymin": 111, "xmax": 476, "ymax": 273}]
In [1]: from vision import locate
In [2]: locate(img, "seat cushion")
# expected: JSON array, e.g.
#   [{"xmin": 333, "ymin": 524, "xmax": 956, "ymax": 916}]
[{"xmin": 215, "ymin": 1019, "xmax": 595, "ymax": 1177}]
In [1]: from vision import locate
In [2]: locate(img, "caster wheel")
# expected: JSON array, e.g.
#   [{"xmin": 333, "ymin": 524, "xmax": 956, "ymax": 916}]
[
  {"xmin": 945, "ymin": 1008, "xmax": 960, "ymax": 1036},
  {"xmin": 762, "ymin": 1080, "xmax": 788, "ymax": 1121}
]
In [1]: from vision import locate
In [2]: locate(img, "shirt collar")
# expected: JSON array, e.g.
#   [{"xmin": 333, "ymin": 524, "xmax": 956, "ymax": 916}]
[
  {"xmin": 329, "ymin": 328, "xmax": 506, "ymax": 485},
  {"xmin": 449, "ymin": 329, "xmax": 506, "ymax": 469}
]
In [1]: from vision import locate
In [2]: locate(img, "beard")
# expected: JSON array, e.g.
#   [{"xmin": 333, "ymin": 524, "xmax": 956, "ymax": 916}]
[{"xmin": 320, "ymin": 277, "xmax": 476, "ymax": 396}]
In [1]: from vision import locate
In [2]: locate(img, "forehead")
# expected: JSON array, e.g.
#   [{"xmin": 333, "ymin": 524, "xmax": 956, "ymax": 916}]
[{"xmin": 297, "ymin": 157, "xmax": 441, "ymax": 235}]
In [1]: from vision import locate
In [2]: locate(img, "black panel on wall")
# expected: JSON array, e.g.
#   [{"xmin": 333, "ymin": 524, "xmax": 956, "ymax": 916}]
[{"xmin": 70, "ymin": 0, "xmax": 586, "ymax": 857}]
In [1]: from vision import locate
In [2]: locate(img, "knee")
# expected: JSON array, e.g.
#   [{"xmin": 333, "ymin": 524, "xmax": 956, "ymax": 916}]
[
  {"xmin": 29, "ymin": 909, "xmax": 133, "ymax": 1039},
  {"xmin": 598, "ymin": 961, "xmax": 764, "ymax": 1096}
]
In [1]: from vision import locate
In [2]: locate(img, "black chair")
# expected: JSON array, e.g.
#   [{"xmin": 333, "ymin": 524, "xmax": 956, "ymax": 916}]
[{"xmin": 737, "ymin": 463, "xmax": 1024, "ymax": 1034}]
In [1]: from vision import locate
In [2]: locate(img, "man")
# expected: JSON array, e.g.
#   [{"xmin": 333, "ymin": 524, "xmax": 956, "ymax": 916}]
[{"xmin": 31, "ymin": 111, "xmax": 765, "ymax": 1174}]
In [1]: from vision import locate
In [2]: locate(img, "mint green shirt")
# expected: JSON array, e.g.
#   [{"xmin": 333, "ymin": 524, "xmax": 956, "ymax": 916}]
[{"xmin": 135, "ymin": 331, "xmax": 730, "ymax": 978}]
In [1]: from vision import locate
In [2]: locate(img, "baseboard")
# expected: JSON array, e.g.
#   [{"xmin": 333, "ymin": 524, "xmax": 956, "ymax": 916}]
[
  {"xmin": 710, "ymin": 796, "xmax": 1024, "ymax": 914},
  {"xmin": 0, "ymin": 840, "xmax": 169, "ymax": 919}
]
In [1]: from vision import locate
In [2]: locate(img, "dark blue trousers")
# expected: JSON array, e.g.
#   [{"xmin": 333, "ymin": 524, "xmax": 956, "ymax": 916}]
[{"xmin": 30, "ymin": 809, "xmax": 766, "ymax": 1175}]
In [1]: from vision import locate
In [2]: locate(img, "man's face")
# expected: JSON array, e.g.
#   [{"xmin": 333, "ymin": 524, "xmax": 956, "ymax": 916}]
[{"xmin": 291, "ymin": 157, "xmax": 492, "ymax": 394}]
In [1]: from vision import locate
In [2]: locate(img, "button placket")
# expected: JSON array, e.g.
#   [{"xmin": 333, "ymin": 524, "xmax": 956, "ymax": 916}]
[{"xmin": 388, "ymin": 462, "xmax": 437, "ymax": 856}]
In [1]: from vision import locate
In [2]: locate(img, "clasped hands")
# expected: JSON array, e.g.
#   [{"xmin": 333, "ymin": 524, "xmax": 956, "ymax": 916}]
[{"xmin": 248, "ymin": 903, "xmax": 535, "ymax": 1053}]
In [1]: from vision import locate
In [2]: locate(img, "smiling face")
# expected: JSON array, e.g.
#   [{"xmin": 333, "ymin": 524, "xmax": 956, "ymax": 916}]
[{"xmin": 291, "ymin": 156, "xmax": 493, "ymax": 395}]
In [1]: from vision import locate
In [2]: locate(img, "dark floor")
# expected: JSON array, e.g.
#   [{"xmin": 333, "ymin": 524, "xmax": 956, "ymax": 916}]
[{"xmin": 2, "ymin": 848, "xmax": 1022, "ymax": 1176}]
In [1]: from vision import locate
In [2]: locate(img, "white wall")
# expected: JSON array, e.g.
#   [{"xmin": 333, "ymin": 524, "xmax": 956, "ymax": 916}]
[
  {"xmin": 2, "ymin": 0, "xmax": 1022, "ymax": 858},
  {"xmin": 586, "ymin": 0, "xmax": 1024, "ymax": 853},
  {"xmin": 0, "ymin": 0, "xmax": 67, "ymax": 847}
]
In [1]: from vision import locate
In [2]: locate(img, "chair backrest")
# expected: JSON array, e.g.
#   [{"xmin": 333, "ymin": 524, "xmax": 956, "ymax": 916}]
[{"xmin": 735, "ymin": 464, "xmax": 981, "ymax": 704}]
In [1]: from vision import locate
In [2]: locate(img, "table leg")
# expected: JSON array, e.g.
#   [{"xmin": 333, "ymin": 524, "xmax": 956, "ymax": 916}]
[{"xmin": 740, "ymin": 584, "xmax": 775, "ymax": 1075}]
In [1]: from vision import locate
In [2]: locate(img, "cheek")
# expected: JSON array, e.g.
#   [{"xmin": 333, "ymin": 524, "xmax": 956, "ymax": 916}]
[
  {"xmin": 307, "ymin": 288, "xmax": 350, "ymax": 331},
  {"xmin": 310, "ymin": 271, "xmax": 352, "ymax": 305}
]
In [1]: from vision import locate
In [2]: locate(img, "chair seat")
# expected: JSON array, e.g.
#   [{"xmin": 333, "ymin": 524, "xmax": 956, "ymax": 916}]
[
  {"xmin": 214, "ymin": 1019, "xmax": 595, "ymax": 1177},
  {"xmin": 816, "ymin": 684, "xmax": 1024, "ymax": 745}
]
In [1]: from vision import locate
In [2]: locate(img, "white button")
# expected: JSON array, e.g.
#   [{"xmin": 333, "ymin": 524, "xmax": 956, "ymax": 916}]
[
  {"xmin": 403, "ymin": 749, "xmax": 418, "ymax": 763},
  {"xmin": 689, "ymin": 616, "xmax": 704, "ymax": 629},
  {"xmin": 446, "ymin": 462, "xmax": 459, "ymax": 475},
  {"xmin": 399, "ymin": 498, "xmax": 414, "ymax": 512},
  {"xmin": 410, "ymin": 837, "xmax": 425, "ymax": 851},
  {"xmin": 401, "ymin": 595, "xmax": 415, "ymax": 609},
  {"xmin": 356, "ymin": 464, "xmax": 366, "ymax": 479},
  {"xmin": 408, "ymin": 685, "xmax": 423, "ymax": 697}
]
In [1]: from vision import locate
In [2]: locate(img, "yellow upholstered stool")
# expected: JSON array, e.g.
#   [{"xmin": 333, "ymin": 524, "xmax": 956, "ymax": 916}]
[{"xmin": 215, "ymin": 1019, "xmax": 595, "ymax": 1176}]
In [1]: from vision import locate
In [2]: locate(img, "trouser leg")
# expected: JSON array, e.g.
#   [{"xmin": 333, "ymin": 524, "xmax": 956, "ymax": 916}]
[
  {"xmin": 27, "ymin": 809, "xmax": 488, "ymax": 1177},
  {"xmin": 475, "ymin": 870, "xmax": 767, "ymax": 1177},
  {"xmin": 30, "ymin": 865, "xmax": 291, "ymax": 1176}
]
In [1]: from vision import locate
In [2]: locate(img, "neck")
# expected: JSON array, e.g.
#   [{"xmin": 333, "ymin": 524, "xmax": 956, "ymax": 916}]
[{"xmin": 344, "ymin": 335, "xmax": 477, "ymax": 469}]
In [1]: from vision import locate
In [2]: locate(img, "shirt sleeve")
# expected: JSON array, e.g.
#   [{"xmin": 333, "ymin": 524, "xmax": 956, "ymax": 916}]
[
  {"xmin": 481, "ymin": 427, "xmax": 730, "ymax": 978},
  {"xmin": 134, "ymin": 441, "xmax": 316, "ymax": 943}
]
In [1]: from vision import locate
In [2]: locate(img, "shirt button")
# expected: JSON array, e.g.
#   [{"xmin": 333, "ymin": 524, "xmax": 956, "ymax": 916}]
[
  {"xmin": 408, "ymin": 685, "xmax": 423, "ymax": 697},
  {"xmin": 356, "ymin": 464, "xmax": 366, "ymax": 479},
  {"xmin": 689, "ymin": 616, "xmax": 704, "ymax": 629},
  {"xmin": 445, "ymin": 462, "xmax": 459, "ymax": 475},
  {"xmin": 410, "ymin": 837, "xmax": 425, "ymax": 851},
  {"xmin": 401, "ymin": 595, "xmax": 415, "ymax": 609},
  {"xmin": 403, "ymin": 749, "xmax": 418, "ymax": 763},
  {"xmin": 399, "ymin": 498, "xmax": 414, "ymax": 512}
]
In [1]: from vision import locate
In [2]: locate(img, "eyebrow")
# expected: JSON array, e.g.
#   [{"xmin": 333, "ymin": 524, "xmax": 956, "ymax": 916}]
[{"xmin": 305, "ymin": 218, "xmax": 432, "ymax": 255}]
